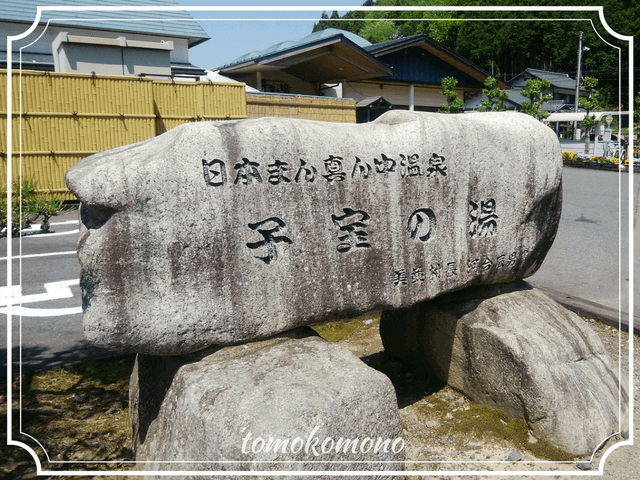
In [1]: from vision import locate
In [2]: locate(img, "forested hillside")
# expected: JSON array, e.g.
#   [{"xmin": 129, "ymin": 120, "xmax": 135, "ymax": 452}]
[{"xmin": 313, "ymin": 0, "xmax": 637, "ymax": 109}]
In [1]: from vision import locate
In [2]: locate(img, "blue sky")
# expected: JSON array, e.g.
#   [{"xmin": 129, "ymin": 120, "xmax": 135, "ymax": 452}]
[{"xmin": 173, "ymin": 2, "xmax": 359, "ymax": 70}]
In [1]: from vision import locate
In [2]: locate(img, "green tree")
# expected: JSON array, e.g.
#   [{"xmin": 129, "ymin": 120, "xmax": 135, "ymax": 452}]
[
  {"xmin": 579, "ymin": 76, "xmax": 599, "ymax": 156},
  {"xmin": 520, "ymin": 78, "xmax": 553, "ymax": 121},
  {"xmin": 358, "ymin": 20, "xmax": 398, "ymax": 43},
  {"xmin": 438, "ymin": 77, "xmax": 463, "ymax": 114},
  {"xmin": 478, "ymin": 77, "xmax": 509, "ymax": 112}
]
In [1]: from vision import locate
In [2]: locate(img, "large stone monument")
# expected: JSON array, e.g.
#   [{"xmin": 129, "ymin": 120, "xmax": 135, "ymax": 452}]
[
  {"xmin": 66, "ymin": 110, "xmax": 623, "ymax": 475},
  {"xmin": 66, "ymin": 110, "xmax": 562, "ymax": 356}
]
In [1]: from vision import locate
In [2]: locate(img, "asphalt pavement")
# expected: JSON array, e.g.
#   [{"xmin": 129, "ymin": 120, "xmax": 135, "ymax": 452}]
[
  {"xmin": 0, "ymin": 208, "xmax": 128, "ymax": 376},
  {"xmin": 1, "ymin": 166, "xmax": 638, "ymax": 375},
  {"xmin": 528, "ymin": 166, "xmax": 639, "ymax": 333}
]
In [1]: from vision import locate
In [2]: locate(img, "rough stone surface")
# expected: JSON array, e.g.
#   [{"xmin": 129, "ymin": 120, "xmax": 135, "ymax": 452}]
[
  {"xmin": 379, "ymin": 281, "xmax": 628, "ymax": 456},
  {"xmin": 66, "ymin": 110, "xmax": 562, "ymax": 354},
  {"xmin": 130, "ymin": 327, "xmax": 404, "ymax": 479}
]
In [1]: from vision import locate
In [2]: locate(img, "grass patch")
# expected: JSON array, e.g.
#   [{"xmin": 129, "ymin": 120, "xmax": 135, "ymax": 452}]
[
  {"xmin": 312, "ymin": 317, "xmax": 367, "ymax": 342},
  {"xmin": 455, "ymin": 403, "xmax": 574, "ymax": 461}
]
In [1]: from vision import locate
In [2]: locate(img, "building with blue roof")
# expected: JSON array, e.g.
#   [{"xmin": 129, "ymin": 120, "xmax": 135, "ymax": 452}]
[
  {"xmin": 1, "ymin": 0, "xmax": 210, "ymax": 78},
  {"xmin": 218, "ymin": 29, "xmax": 503, "ymax": 117}
]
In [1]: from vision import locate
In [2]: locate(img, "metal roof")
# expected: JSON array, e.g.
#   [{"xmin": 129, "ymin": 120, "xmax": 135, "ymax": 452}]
[
  {"xmin": 1, "ymin": 0, "xmax": 210, "ymax": 47},
  {"xmin": 224, "ymin": 28, "xmax": 372, "ymax": 67},
  {"xmin": 219, "ymin": 28, "xmax": 391, "ymax": 84}
]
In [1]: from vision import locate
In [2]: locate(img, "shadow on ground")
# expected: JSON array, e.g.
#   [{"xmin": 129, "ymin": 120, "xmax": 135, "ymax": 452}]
[{"xmin": 1, "ymin": 341, "xmax": 132, "ymax": 378}]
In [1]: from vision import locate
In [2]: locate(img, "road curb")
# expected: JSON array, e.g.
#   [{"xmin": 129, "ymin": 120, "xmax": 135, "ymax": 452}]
[{"xmin": 533, "ymin": 284, "xmax": 639, "ymax": 335}]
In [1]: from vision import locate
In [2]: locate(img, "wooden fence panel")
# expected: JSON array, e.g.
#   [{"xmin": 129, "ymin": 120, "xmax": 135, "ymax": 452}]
[
  {"xmin": 2, "ymin": 70, "xmax": 354, "ymax": 201},
  {"xmin": 246, "ymin": 93, "xmax": 356, "ymax": 123}
]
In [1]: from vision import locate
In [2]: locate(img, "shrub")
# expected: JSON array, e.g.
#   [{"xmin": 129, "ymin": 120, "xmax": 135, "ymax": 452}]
[{"xmin": 0, "ymin": 179, "xmax": 64, "ymax": 237}]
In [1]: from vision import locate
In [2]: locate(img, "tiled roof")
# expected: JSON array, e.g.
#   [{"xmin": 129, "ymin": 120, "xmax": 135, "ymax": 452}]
[
  {"xmin": 511, "ymin": 68, "xmax": 579, "ymax": 90},
  {"xmin": 1, "ymin": 0, "xmax": 209, "ymax": 46}
]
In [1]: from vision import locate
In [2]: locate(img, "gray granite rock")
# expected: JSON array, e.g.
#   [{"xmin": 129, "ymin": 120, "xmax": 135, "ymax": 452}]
[
  {"xmin": 380, "ymin": 281, "xmax": 628, "ymax": 456},
  {"xmin": 66, "ymin": 110, "xmax": 562, "ymax": 354},
  {"xmin": 130, "ymin": 328, "xmax": 404, "ymax": 479}
]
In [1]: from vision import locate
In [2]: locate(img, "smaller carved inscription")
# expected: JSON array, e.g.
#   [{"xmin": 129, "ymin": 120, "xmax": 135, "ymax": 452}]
[
  {"xmin": 295, "ymin": 159, "xmax": 317, "ymax": 183},
  {"xmin": 426, "ymin": 153, "xmax": 447, "ymax": 177},
  {"xmin": 408, "ymin": 208, "xmax": 436, "ymax": 242},
  {"xmin": 392, "ymin": 248, "xmax": 530, "ymax": 287},
  {"xmin": 322, "ymin": 155, "xmax": 347, "ymax": 182},
  {"xmin": 393, "ymin": 269, "xmax": 408, "ymax": 286},
  {"xmin": 234, "ymin": 158, "xmax": 263, "ymax": 185},
  {"xmin": 203, "ymin": 152, "xmax": 442, "ymax": 187},
  {"xmin": 374, "ymin": 154, "xmax": 396, "ymax": 178},
  {"xmin": 267, "ymin": 160, "xmax": 291, "ymax": 185}
]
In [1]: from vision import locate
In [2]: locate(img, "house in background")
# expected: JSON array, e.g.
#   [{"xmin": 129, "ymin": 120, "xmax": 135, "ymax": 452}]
[
  {"xmin": 1, "ymin": 0, "xmax": 209, "ymax": 79},
  {"xmin": 465, "ymin": 68, "xmax": 588, "ymax": 113},
  {"xmin": 350, "ymin": 33, "xmax": 505, "ymax": 112},
  {"xmin": 218, "ymin": 28, "xmax": 505, "ymax": 119},
  {"xmin": 509, "ymin": 68, "xmax": 586, "ymax": 110},
  {"xmin": 217, "ymin": 28, "xmax": 393, "ymax": 98}
]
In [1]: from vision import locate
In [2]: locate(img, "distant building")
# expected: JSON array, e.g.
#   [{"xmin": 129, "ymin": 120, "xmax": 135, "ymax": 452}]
[
  {"xmin": 1, "ymin": 0, "xmax": 209, "ymax": 79},
  {"xmin": 508, "ymin": 68, "xmax": 587, "ymax": 109},
  {"xmin": 465, "ymin": 68, "xmax": 590, "ymax": 113},
  {"xmin": 218, "ymin": 28, "xmax": 505, "ymax": 119}
]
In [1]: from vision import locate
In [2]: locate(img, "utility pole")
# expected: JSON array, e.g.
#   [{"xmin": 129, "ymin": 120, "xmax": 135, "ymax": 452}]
[{"xmin": 574, "ymin": 31, "xmax": 583, "ymax": 140}]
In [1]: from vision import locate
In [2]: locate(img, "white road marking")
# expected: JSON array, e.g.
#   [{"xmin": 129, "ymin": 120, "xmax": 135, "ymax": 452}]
[
  {"xmin": 0, "ymin": 279, "xmax": 79, "ymax": 307},
  {"xmin": 50, "ymin": 220, "xmax": 80, "ymax": 226},
  {"xmin": 19, "ymin": 229, "xmax": 79, "ymax": 238},
  {"xmin": 0, "ymin": 250, "xmax": 77, "ymax": 261},
  {"xmin": 0, "ymin": 305, "xmax": 82, "ymax": 317}
]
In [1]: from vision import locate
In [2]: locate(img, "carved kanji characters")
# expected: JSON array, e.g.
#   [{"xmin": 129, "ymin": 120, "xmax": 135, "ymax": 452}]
[
  {"xmin": 469, "ymin": 199, "xmax": 498, "ymax": 237},
  {"xmin": 322, "ymin": 155, "xmax": 347, "ymax": 182},
  {"xmin": 331, "ymin": 208, "xmax": 371, "ymax": 253},
  {"xmin": 411, "ymin": 267, "xmax": 425, "ymax": 283},
  {"xmin": 400, "ymin": 154, "xmax": 421, "ymax": 177},
  {"xmin": 246, "ymin": 217, "xmax": 292, "ymax": 264},
  {"xmin": 426, "ymin": 153, "xmax": 447, "ymax": 177},
  {"xmin": 393, "ymin": 269, "xmax": 407, "ymax": 286},
  {"xmin": 234, "ymin": 158, "xmax": 263, "ymax": 185},
  {"xmin": 374, "ymin": 154, "xmax": 396, "ymax": 177},
  {"xmin": 202, "ymin": 159, "xmax": 227, "ymax": 187}
]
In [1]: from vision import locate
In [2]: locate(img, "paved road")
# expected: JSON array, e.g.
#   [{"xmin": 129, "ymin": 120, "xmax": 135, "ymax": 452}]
[
  {"xmin": 0, "ymin": 209, "xmax": 127, "ymax": 375},
  {"xmin": 1, "ymin": 167, "xmax": 637, "ymax": 374},
  {"xmin": 528, "ymin": 167, "xmax": 639, "ymax": 325}
]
